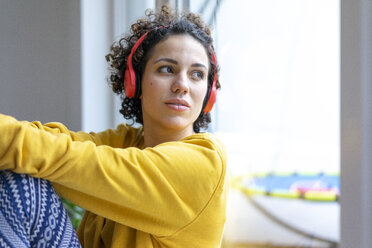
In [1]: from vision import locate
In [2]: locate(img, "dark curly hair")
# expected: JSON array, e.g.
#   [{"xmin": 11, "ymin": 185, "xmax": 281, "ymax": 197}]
[{"xmin": 105, "ymin": 6, "xmax": 221, "ymax": 133}]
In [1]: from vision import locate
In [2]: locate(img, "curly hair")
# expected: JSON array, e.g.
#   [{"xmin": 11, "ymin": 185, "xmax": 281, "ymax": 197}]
[{"xmin": 105, "ymin": 6, "xmax": 221, "ymax": 133}]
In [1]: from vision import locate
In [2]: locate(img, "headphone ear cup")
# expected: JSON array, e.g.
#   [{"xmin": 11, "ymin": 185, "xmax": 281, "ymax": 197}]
[
  {"xmin": 134, "ymin": 71, "xmax": 142, "ymax": 98},
  {"xmin": 202, "ymin": 85, "xmax": 211, "ymax": 112},
  {"xmin": 203, "ymin": 77, "xmax": 217, "ymax": 114},
  {"xmin": 124, "ymin": 66, "xmax": 136, "ymax": 98},
  {"xmin": 203, "ymin": 46, "xmax": 218, "ymax": 114}
]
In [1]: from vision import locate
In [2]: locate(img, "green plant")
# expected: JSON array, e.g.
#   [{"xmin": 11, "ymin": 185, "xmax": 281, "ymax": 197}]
[{"xmin": 61, "ymin": 198, "xmax": 84, "ymax": 230}]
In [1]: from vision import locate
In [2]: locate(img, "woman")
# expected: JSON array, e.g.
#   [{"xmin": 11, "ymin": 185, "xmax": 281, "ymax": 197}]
[{"xmin": 0, "ymin": 6, "xmax": 226, "ymax": 248}]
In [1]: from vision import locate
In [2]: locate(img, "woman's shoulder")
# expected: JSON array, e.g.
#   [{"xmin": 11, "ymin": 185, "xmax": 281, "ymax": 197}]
[
  {"xmin": 153, "ymin": 133, "xmax": 227, "ymax": 243},
  {"xmin": 183, "ymin": 132, "xmax": 225, "ymax": 151},
  {"xmin": 152, "ymin": 132, "xmax": 227, "ymax": 190},
  {"xmin": 85, "ymin": 123, "xmax": 144, "ymax": 148},
  {"xmin": 180, "ymin": 132, "xmax": 226, "ymax": 164}
]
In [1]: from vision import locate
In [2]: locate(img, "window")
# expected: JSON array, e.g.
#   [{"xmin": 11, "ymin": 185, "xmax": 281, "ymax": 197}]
[{"xmin": 209, "ymin": 1, "xmax": 340, "ymax": 247}]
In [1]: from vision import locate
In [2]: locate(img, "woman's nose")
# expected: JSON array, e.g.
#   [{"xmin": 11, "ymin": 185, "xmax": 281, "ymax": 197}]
[{"xmin": 171, "ymin": 72, "xmax": 189, "ymax": 94}]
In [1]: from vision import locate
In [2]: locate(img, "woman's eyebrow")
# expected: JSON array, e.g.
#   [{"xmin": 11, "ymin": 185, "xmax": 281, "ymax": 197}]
[
  {"xmin": 154, "ymin": 58, "xmax": 177, "ymax": 64},
  {"xmin": 153, "ymin": 58, "xmax": 207, "ymax": 69},
  {"xmin": 191, "ymin": 63, "xmax": 207, "ymax": 69}
]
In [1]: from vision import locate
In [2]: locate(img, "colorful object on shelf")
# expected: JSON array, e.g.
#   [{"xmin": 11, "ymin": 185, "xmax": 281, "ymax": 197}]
[{"xmin": 232, "ymin": 172, "xmax": 340, "ymax": 202}]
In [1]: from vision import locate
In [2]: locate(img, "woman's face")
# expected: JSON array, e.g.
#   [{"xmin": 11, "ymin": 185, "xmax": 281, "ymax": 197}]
[{"xmin": 141, "ymin": 34, "xmax": 209, "ymax": 135}]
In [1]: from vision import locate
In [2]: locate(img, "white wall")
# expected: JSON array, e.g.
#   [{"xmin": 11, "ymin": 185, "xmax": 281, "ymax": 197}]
[
  {"xmin": 81, "ymin": 0, "xmax": 155, "ymax": 132},
  {"xmin": 0, "ymin": 0, "xmax": 156, "ymax": 134},
  {"xmin": 340, "ymin": 0, "xmax": 372, "ymax": 247},
  {"xmin": 81, "ymin": 0, "xmax": 115, "ymax": 132},
  {"xmin": 112, "ymin": 0, "xmax": 155, "ymax": 127},
  {"xmin": 0, "ymin": 0, "xmax": 81, "ymax": 131}
]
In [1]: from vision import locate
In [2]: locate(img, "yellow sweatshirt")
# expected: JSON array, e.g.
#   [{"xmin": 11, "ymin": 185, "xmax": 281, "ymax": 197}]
[{"xmin": 0, "ymin": 114, "xmax": 227, "ymax": 248}]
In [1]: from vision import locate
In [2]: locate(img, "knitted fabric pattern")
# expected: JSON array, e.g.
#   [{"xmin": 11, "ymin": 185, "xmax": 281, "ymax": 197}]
[{"xmin": 0, "ymin": 170, "xmax": 81, "ymax": 248}]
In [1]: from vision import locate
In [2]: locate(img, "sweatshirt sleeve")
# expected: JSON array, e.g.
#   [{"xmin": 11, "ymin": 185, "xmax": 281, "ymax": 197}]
[
  {"xmin": 0, "ymin": 114, "xmax": 226, "ymax": 236},
  {"xmin": 7, "ymin": 115, "xmax": 141, "ymax": 148}
]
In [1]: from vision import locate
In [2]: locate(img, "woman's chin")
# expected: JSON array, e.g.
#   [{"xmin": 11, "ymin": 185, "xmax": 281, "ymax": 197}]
[{"xmin": 160, "ymin": 117, "xmax": 194, "ymax": 133}]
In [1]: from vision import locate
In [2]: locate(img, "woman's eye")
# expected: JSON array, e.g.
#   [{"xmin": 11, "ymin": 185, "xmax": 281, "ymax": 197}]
[
  {"xmin": 191, "ymin": 71, "xmax": 204, "ymax": 79},
  {"xmin": 158, "ymin": 66, "xmax": 173, "ymax": 74}
]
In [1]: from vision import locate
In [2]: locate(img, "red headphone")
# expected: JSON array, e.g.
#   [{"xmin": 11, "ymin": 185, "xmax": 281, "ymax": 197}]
[{"xmin": 123, "ymin": 27, "xmax": 218, "ymax": 114}]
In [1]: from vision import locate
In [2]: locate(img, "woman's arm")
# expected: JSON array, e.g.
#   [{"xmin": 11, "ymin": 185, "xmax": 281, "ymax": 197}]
[
  {"xmin": 0, "ymin": 114, "xmax": 226, "ymax": 236},
  {"xmin": 8, "ymin": 114, "xmax": 141, "ymax": 148}
]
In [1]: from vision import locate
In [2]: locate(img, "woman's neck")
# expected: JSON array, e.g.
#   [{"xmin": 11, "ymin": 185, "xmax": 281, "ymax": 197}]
[{"xmin": 143, "ymin": 126, "xmax": 194, "ymax": 148}]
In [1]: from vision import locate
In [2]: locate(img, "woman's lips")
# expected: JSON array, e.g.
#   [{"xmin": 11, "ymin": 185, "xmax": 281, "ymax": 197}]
[
  {"xmin": 165, "ymin": 99, "xmax": 190, "ymax": 111},
  {"xmin": 165, "ymin": 103, "xmax": 189, "ymax": 111}
]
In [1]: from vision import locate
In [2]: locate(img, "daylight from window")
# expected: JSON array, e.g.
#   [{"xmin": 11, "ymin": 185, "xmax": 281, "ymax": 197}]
[{"xmin": 213, "ymin": 1, "xmax": 340, "ymax": 247}]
